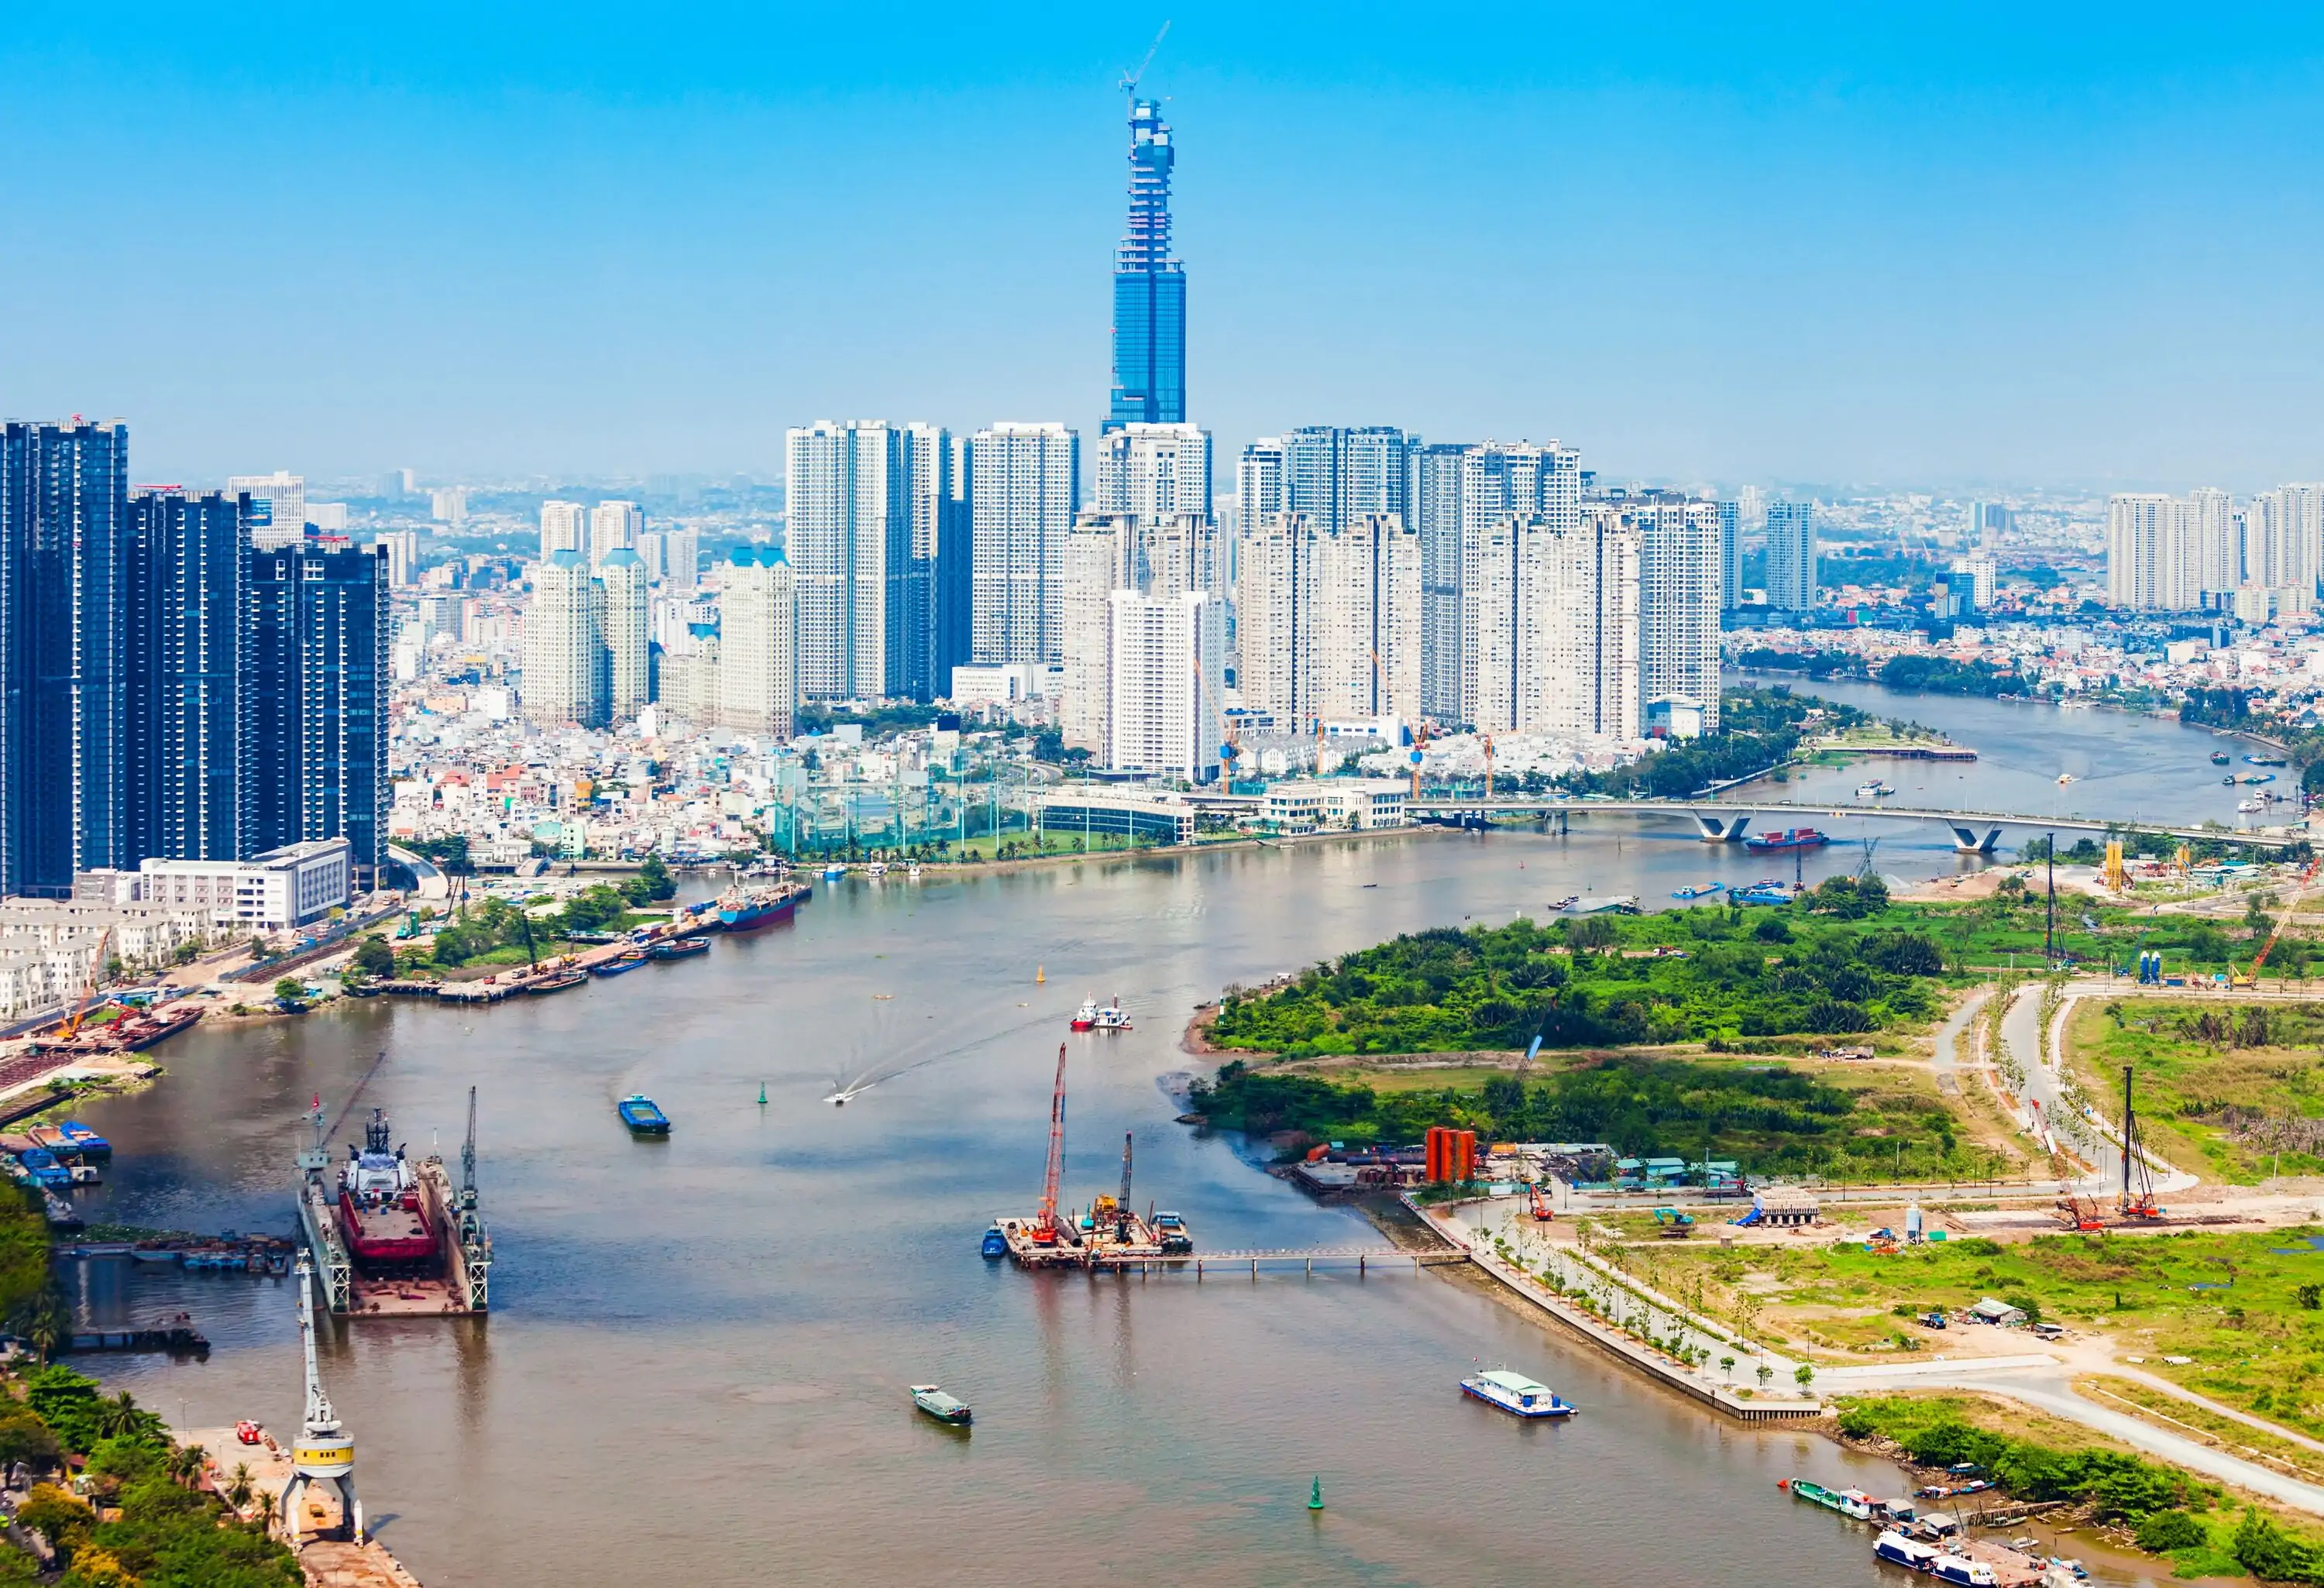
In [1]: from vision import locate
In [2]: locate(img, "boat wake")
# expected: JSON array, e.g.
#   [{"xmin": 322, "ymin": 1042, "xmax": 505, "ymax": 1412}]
[{"xmin": 822, "ymin": 999, "xmax": 1078, "ymax": 1105}]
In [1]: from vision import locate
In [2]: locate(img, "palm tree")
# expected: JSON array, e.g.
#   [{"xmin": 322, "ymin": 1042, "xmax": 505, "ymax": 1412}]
[
  {"xmin": 94, "ymin": 1390, "xmax": 144, "ymax": 1440},
  {"xmin": 226, "ymin": 1463, "xmax": 255, "ymax": 1512},
  {"xmin": 168, "ymin": 1444, "xmax": 205, "ymax": 1487},
  {"xmin": 26, "ymin": 1319, "xmax": 57, "ymax": 1364}
]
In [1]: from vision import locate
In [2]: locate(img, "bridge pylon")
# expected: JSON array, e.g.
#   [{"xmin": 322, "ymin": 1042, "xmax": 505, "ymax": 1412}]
[
  {"xmin": 1945, "ymin": 822, "xmax": 2004, "ymax": 854},
  {"xmin": 1690, "ymin": 809, "xmax": 1754, "ymax": 844}
]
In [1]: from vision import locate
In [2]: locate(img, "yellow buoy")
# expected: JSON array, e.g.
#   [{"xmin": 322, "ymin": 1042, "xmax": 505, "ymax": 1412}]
[{"xmin": 1036, "ymin": 964, "xmax": 1046, "ymax": 984}]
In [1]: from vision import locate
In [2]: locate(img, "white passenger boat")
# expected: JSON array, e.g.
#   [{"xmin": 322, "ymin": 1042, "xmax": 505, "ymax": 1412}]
[
  {"xmin": 1930, "ymin": 1553, "xmax": 1997, "ymax": 1586},
  {"xmin": 1875, "ymin": 1529, "xmax": 1937, "ymax": 1570},
  {"xmin": 1458, "ymin": 1369, "xmax": 1575, "ymax": 1419}
]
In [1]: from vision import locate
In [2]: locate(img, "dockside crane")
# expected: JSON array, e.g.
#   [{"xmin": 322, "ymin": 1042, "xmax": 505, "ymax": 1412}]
[
  {"xmin": 1034, "ymin": 1044, "xmax": 1068, "ymax": 1245},
  {"xmin": 280, "ymin": 1253, "xmax": 361, "ymax": 1542},
  {"xmin": 1116, "ymin": 1131, "xmax": 1134, "ymax": 1241}
]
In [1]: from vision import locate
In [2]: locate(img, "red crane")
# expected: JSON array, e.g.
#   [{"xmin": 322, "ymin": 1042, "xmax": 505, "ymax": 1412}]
[{"xmin": 1034, "ymin": 1043, "xmax": 1068, "ymax": 1243}]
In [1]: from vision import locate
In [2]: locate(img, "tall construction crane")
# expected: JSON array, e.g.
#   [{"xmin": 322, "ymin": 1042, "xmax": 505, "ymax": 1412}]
[
  {"xmin": 1408, "ymin": 722, "xmax": 1432, "ymax": 801},
  {"xmin": 58, "ymin": 926, "xmax": 113, "ymax": 1040},
  {"xmin": 1481, "ymin": 734, "xmax": 1497, "ymax": 801},
  {"xmin": 2232, "ymin": 853, "xmax": 2322, "ymax": 988},
  {"xmin": 1035, "ymin": 1043, "xmax": 1068, "ymax": 1244},
  {"xmin": 1119, "ymin": 22, "xmax": 1171, "ymax": 98},
  {"xmin": 1116, "ymin": 1131, "xmax": 1134, "ymax": 1241},
  {"xmin": 280, "ymin": 1253, "xmax": 362, "ymax": 1542}
]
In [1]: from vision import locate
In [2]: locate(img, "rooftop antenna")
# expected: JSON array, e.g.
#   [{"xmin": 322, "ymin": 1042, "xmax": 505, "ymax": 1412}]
[{"xmin": 1119, "ymin": 20, "xmax": 1171, "ymax": 98}]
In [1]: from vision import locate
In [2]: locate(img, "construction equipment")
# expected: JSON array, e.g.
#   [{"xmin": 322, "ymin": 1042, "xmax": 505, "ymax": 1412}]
[
  {"xmin": 1482, "ymin": 734, "xmax": 1497, "ymax": 800},
  {"xmin": 57, "ymin": 926, "xmax": 114, "ymax": 1040},
  {"xmin": 2119, "ymin": 1065, "xmax": 2161, "ymax": 1219},
  {"xmin": 2057, "ymin": 1192, "xmax": 2106, "ymax": 1232},
  {"xmin": 2102, "ymin": 840, "xmax": 2126, "ymax": 893},
  {"xmin": 1033, "ymin": 1043, "xmax": 1068, "ymax": 1245},
  {"xmin": 1118, "ymin": 20, "xmax": 1170, "ymax": 97},
  {"xmin": 1651, "ymin": 1207, "xmax": 1694, "ymax": 1239},
  {"xmin": 1113, "ymin": 1130, "xmax": 1133, "ymax": 1241},
  {"xmin": 2231, "ymin": 854, "xmax": 2322, "ymax": 987},
  {"xmin": 1407, "ymin": 722, "xmax": 1432, "ymax": 801},
  {"xmin": 1527, "ymin": 1181, "xmax": 1554, "ymax": 1222}
]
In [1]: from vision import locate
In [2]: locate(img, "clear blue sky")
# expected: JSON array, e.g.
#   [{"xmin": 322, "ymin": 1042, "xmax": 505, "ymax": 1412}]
[{"xmin": 6, "ymin": 3, "xmax": 2324, "ymax": 492}]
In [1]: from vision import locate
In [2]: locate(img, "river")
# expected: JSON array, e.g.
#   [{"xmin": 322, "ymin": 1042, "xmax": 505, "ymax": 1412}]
[{"xmin": 58, "ymin": 681, "xmax": 2213, "ymax": 1587}]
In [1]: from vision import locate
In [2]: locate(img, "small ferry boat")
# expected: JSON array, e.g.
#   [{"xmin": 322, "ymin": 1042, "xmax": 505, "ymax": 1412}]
[
  {"xmin": 1930, "ymin": 1554, "xmax": 1997, "ymax": 1586},
  {"xmin": 980, "ymin": 1225, "xmax": 1009, "ymax": 1260},
  {"xmin": 2248, "ymin": 754, "xmax": 2288, "ymax": 766},
  {"xmin": 591, "ymin": 950, "xmax": 649, "ymax": 977},
  {"xmin": 821, "ymin": 864, "xmax": 847, "ymax": 882},
  {"xmin": 1745, "ymin": 827, "xmax": 1828, "ymax": 853},
  {"xmin": 1671, "ymin": 882, "xmax": 1723, "ymax": 899},
  {"xmin": 15, "ymin": 1150, "xmax": 72, "ymax": 1190},
  {"xmin": 1549, "ymin": 895, "xmax": 1579, "ymax": 911},
  {"xmin": 909, "ymin": 1384, "xmax": 972, "ymax": 1427},
  {"xmin": 867, "ymin": 861, "xmax": 888, "ymax": 878},
  {"xmin": 2212, "ymin": 750, "xmax": 2233, "ymax": 765},
  {"xmin": 2238, "ymin": 798, "xmax": 2266, "ymax": 813},
  {"xmin": 617, "ymin": 1095, "xmax": 671, "ymax": 1136},
  {"xmin": 646, "ymin": 935, "xmax": 713, "ymax": 961},
  {"xmin": 1855, "ymin": 780, "xmax": 1896, "ymax": 798},
  {"xmin": 1875, "ymin": 1530, "xmax": 1938, "ymax": 1570},
  {"xmin": 525, "ymin": 969, "xmax": 588, "ymax": 995},
  {"xmin": 1458, "ymin": 1369, "xmax": 1575, "ymax": 1419},
  {"xmin": 906, "ymin": 861, "xmax": 923, "ymax": 878},
  {"xmin": 1094, "ymin": 999, "xmax": 1130, "ymax": 1032}
]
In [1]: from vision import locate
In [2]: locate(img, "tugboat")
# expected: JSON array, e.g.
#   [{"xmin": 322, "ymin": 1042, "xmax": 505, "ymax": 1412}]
[
  {"xmin": 2212, "ymin": 750, "xmax": 2233, "ymax": 765},
  {"xmin": 617, "ymin": 1095, "xmax": 671, "ymax": 1136},
  {"xmin": 1071, "ymin": 999, "xmax": 1099, "ymax": 1032},
  {"xmin": 1459, "ymin": 1368, "xmax": 1576, "ymax": 1420},
  {"xmin": 909, "ymin": 1384, "xmax": 973, "ymax": 1428},
  {"xmin": 335, "ymin": 1110, "xmax": 437, "ymax": 1267},
  {"xmin": 980, "ymin": 1225, "xmax": 1009, "ymax": 1260}
]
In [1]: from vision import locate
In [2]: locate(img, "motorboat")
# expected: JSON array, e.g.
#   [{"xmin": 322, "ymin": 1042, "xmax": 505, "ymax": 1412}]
[
  {"xmin": 617, "ymin": 1095, "xmax": 671, "ymax": 1136},
  {"xmin": 910, "ymin": 1384, "xmax": 973, "ymax": 1428},
  {"xmin": 1459, "ymin": 1369, "xmax": 1575, "ymax": 1419}
]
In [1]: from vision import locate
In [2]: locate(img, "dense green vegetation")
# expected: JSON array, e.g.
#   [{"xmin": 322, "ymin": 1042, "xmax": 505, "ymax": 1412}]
[
  {"xmin": 1207, "ymin": 878, "xmax": 1939, "ymax": 1059},
  {"xmin": 0, "ymin": 1366, "xmax": 301, "ymax": 1586},
  {"xmin": 1558, "ymin": 687, "xmax": 1872, "ymax": 798},
  {"xmin": 407, "ymin": 868, "xmax": 675, "ymax": 972},
  {"xmin": 2066, "ymin": 999, "xmax": 2324, "ymax": 1183},
  {"xmin": 1872, "ymin": 655, "xmax": 2025, "ymax": 696},
  {"xmin": 2182, "ymin": 686, "xmax": 2258, "ymax": 730},
  {"xmin": 1734, "ymin": 647, "xmax": 1867, "ymax": 682},
  {"xmin": 1191, "ymin": 1052, "xmax": 1969, "ymax": 1176},
  {"xmin": 1836, "ymin": 1394, "xmax": 2203, "ymax": 1518}
]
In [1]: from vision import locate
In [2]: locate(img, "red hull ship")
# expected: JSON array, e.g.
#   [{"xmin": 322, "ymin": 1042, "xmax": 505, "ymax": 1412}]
[{"xmin": 336, "ymin": 1109, "xmax": 437, "ymax": 1266}]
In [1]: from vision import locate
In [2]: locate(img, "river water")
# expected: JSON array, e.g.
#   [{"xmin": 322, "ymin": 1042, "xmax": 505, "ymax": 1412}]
[{"xmin": 60, "ymin": 682, "xmax": 2223, "ymax": 1587}]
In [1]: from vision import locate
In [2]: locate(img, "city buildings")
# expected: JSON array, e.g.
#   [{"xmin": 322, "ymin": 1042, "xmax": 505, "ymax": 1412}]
[
  {"xmin": 590, "ymin": 500, "xmax": 644, "ymax": 566},
  {"xmin": 1411, "ymin": 442, "xmax": 1469, "ymax": 722},
  {"xmin": 0, "ymin": 418, "xmax": 130, "ymax": 896},
  {"xmin": 522, "ymin": 549, "xmax": 609, "ymax": 728},
  {"xmin": 600, "ymin": 548, "xmax": 651, "ymax": 720},
  {"xmin": 1107, "ymin": 98, "xmax": 1185, "ymax": 431},
  {"xmin": 541, "ymin": 500, "xmax": 586, "ymax": 559},
  {"xmin": 1463, "ymin": 513, "xmax": 1641, "ymax": 740},
  {"xmin": 1628, "ymin": 497, "xmax": 1722, "ymax": 734},
  {"xmin": 129, "ymin": 837, "xmax": 352, "ymax": 933},
  {"xmin": 1102, "ymin": 588, "xmax": 1224, "ymax": 781},
  {"xmin": 1096, "ymin": 424, "xmax": 1212, "ymax": 521},
  {"xmin": 1717, "ymin": 500, "xmax": 1741, "ymax": 611},
  {"xmin": 786, "ymin": 421, "xmax": 911, "ymax": 702},
  {"xmin": 125, "ymin": 489, "xmax": 247, "ymax": 865},
  {"xmin": 225, "ymin": 470, "xmax": 305, "ymax": 550},
  {"xmin": 1764, "ymin": 500, "xmax": 1817, "ymax": 611},
  {"xmin": 716, "ymin": 546, "xmax": 797, "ymax": 738},
  {"xmin": 245, "ymin": 541, "xmax": 389, "ymax": 881},
  {"xmin": 969, "ymin": 421, "xmax": 1080, "ymax": 667},
  {"xmin": 1236, "ymin": 512, "xmax": 1422, "ymax": 727}
]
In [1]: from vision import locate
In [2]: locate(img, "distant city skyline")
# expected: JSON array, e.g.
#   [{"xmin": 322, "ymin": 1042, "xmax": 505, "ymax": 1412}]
[{"xmin": 9, "ymin": 6, "xmax": 2324, "ymax": 488}]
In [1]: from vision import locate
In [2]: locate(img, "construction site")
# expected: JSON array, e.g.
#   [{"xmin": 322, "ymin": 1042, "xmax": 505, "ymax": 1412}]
[{"xmin": 987, "ymin": 1045, "xmax": 1195, "ymax": 1269}]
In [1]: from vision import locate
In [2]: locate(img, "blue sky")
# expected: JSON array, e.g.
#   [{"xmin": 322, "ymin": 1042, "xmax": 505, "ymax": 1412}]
[{"xmin": 5, "ymin": 3, "xmax": 2324, "ymax": 491}]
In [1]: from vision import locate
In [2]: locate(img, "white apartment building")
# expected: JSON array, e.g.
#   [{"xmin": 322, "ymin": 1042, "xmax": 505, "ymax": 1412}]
[
  {"xmin": 1628, "ymin": 499, "xmax": 1723, "ymax": 734},
  {"xmin": 717, "ymin": 546, "xmax": 797, "ymax": 738},
  {"xmin": 1764, "ymin": 501, "xmax": 1817, "ymax": 612},
  {"xmin": 540, "ymin": 500, "xmax": 587, "ymax": 559},
  {"xmin": 1097, "ymin": 424, "xmax": 1213, "ymax": 521},
  {"xmin": 590, "ymin": 500, "xmax": 644, "ymax": 566},
  {"xmin": 227, "ymin": 470, "xmax": 306, "ymax": 550},
  {"xmin": 1463, "ymin": 513, "xmax": 1641, "ymax": 741},
  {"xmin": 523, "ymin": 550, "xmax": 609, "ymax": 727},
  {"xmin": 2241, "ymin": 484, "xmax": 2324, "ymax": 596},
  {"xmin": 969, "ymin": 421, "xmax": 1080, "ymax": 666},
  {"xmin": 600, "ymin": 548, "xmax": 651, "ymax": 721},
  {"xmin": 787, "ymin": 421, "xmax": 910, "ymax": 701},
  {"xmin": 2109, "ymin": 490, "xmax": 2238, "ymax": 613},
  {"xmin": 132, "ymin": 838, "xmax": 353, "ymax": 932},
  {"xmin": 374, "ymin": 530, "xmax": 418, "ymax": 586},
  {"xmin": 1103, "ymin": 589, "xmax": 1225, "ymax": 782},
  {"xmin": 1236, "ymin": 512, "xmax": 1422, "ymax": 729},
  {"xmin": 659, "ymin": 526, "xmax": 701, "ymax": 590}
]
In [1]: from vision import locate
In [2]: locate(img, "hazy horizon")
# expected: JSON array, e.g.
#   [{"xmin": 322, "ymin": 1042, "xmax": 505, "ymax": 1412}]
[{"xmin": 9, "ymin": 3, "xmax": 2324, "ymax": 493}]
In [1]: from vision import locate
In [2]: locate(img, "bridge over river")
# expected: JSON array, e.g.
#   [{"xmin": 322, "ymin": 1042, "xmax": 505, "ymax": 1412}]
[{"xmin": 1393, "ymin": 796, "xmax": 2304, "ymax": 852}]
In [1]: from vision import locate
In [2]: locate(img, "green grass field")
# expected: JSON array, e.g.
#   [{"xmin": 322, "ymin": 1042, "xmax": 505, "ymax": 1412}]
[{"xmin": 2064, "ymin": 999, "xmax": 2324, "ymax": 1184}]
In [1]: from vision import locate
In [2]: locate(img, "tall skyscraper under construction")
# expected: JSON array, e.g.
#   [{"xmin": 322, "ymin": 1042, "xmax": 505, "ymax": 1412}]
[{"xmin": 1106, "ymin": 99, "xmax": 1185, "ymax": 431}]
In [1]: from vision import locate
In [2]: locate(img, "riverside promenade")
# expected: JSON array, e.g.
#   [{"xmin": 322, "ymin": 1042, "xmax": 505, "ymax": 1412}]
[{"xmin": 1420, "ymin": 1195, "xmax": 1824, "ymax": 1421}]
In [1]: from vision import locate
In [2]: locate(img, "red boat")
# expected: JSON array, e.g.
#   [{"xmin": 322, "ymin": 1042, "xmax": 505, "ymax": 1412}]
[
  {"xmin": 336, "ymin": 1109, "xmax": 436, "ymax": 1267},
  {"xmin": 1744, "ymin": 827, "xmax": 1829, "ymax": 853}
]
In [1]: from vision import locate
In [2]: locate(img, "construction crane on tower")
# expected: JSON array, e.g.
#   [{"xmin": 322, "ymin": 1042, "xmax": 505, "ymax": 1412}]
[{"xmin": 1119, "ymin": 22, "xmax": 1171, "ymax": 98}]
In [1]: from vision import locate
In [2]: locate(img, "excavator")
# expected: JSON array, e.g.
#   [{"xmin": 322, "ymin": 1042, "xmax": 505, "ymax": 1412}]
[
  {"xmin": 1526, "ymin": 1181, "xmax": 1554, "ymax": 1222},
  {"xmin": 55, "ymin": 926, "xmax": 114, "ymax": 1042}
]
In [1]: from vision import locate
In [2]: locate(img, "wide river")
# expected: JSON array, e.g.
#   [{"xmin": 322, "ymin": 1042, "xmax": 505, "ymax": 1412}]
[{"xmin": 61, "ymin": 686, "xmax": 2248, "ymax": 1586}]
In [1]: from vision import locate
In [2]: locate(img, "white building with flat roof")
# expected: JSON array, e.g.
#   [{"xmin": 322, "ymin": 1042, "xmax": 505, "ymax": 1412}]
[{"xmin": 134, "ymin": 838, "xmax": 353, "ymax": 932}]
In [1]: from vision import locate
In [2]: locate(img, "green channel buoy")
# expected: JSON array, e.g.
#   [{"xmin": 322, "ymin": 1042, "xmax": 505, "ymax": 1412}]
[
  {"xmin": 1308, "ymin": 1475, "xmax": 1324, "ymax": 1511},
  {"xmin": 757, "ymin": 1082, "xmax": 768, "ymax": 1105}
]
